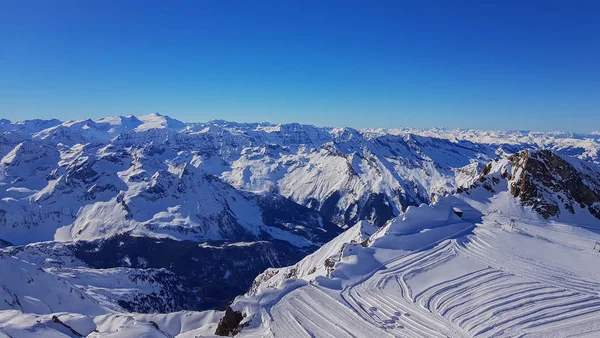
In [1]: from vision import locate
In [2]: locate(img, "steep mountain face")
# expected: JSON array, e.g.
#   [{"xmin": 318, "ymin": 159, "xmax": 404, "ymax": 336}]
[
  {"xmin": 0, "ymin": 115, "xmax": 346, "ymax": 313},
  {"xmin": 0, "ymin": 137, "xmax": 337, "ymax": 246},
  {"xmin": 0, "ymin": 114, "xmax": 503, "ymax": 237},
  {"xmin": 0, "ymin": 151, "xmax": 336, "ymax": 313},
  {"xmin": 508, "ymin": 150, "xmax": 600, "ymax": 219},
  {"xmin": 218, "ymin": 127, "xmax": 495, "ymax": 227},
  {"xmin": 470, "ymin": 149, "xmax": 600, "ymax": 221},
  {"xmin": 3, "ymin": 114, "xmax": 598, "ymax": 236}
]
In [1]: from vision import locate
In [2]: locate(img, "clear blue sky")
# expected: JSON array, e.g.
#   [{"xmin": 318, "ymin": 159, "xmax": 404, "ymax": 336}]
[{"xmin": 1, "ymin": 1, "xmax": 599, "ymax": 131}]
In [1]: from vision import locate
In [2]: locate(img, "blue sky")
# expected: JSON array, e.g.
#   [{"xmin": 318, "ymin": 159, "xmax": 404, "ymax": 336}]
[{"xmin": 1, "ymin": 1, "xmax": 599, "ymax": 131}]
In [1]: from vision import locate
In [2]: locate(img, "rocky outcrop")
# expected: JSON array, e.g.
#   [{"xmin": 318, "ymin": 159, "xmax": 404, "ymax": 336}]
[
  {"xmin": 472, "ymin": 150, "xmax": 600, "ymax": 220},
  {"xmin": 215, "ymin": 306, "xmax": 247, "ymax": 336},
  {"xmin": 509, "ymin": 150, "xmax": 600, "ymax": 219}
]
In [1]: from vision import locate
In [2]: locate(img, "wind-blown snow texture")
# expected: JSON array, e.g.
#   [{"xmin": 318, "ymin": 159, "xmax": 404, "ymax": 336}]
[{"xmin": 1, "ymin": 114, "xmax": 600, "ymax": 337}]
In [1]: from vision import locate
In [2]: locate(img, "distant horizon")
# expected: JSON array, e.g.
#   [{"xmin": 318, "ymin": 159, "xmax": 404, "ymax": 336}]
[
  {"xmin": 1, "ymin": 111, "xmax": 599, "ymax": 134},
  {"xmin": 2, "ymin": 1, "xmax": 599, "ymax": 133}
]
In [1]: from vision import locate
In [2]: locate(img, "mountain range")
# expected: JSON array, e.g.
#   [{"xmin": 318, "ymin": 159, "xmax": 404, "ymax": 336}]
[{"xmin": 1, "ymin": 114, "xmax": 599, "ymax": 337}]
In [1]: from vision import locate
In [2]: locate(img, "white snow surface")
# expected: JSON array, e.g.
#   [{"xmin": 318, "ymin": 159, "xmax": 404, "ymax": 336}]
[
  {"xmin": 0, "ymin": 310, "xmax": 221, "ymax": 338},
  {"xmin": 226, "ymin": 175, "xmax": 600, "ymax": 337}
]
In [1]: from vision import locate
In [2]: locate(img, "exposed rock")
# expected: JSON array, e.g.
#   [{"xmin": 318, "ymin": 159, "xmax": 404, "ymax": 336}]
[
  {"xmin": 215, "ymin": 306, "xmax": 246, "ymax": 336},
  {"xmin": 509, "ymin": 150, "xmax": 600, "ymax": 219},
  {"xmin": 471, "ymin": 149, "xmax": 600, "ymax": 220}
]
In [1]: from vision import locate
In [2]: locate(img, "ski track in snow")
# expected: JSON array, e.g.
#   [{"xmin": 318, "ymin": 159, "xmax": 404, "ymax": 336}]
[
  {"xmin": 270, "ymin": 285, "xmax": 394, "ymax": 338},
  {"xmin": 261, "ymin": 217, "xmax": 600, "ymax": 338}
]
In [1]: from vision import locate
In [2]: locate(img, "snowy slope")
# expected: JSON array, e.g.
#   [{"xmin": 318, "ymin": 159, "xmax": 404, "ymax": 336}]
[
  {"xmin": 0, "ymin": 115, "xmax": 348, "ymax": 315},
  {"xmin": 0, "ymin": 136, "xmax": 337, "ymax": 246},
  {"xmin": 0, "ymin": 252, "xmax": 108, "ymax": 315},
  {"xmin": 0, "ymin": 309, "xmax": 222, "ymax": 338},
  {"xmin": 247, "ymin": 220, "xmax": 378, "ymax": 296},
  {"xmin": 6, "ymin": 194, "xmax": 600, "ymax": 337},
  {"xmin": 219, "ymin": 152, "xmax": 600, "ymax": 337},
  {"xmin": 1, "ymin": 234, "xmax": 321, "ymax": 314}
]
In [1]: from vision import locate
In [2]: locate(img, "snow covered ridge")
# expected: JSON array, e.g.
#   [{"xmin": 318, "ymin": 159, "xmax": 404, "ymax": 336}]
[
  {"xmin": 367, "ymin": 127, "xmax": 600, "ymax": 164},
  {"xmin": 218, "ymin": 153, "xmax": 600, "ymax": 337},
  {"xmin": 0, "ymin": 139, "xmax": 339, "ymax": 313},
  {"xmin": 246, "ymin": 220, "xmax": 379, "ymax": 296},
  {"xmin": 4, "ymin": 167, "xmax": 600, "ymax": 337},
  {"xmin": 1, "ymin": 113, "xmax": 354, "ymax": 315},
  {"xmin": 1, "ymin": 113, "xmax": 599, "ymax": 235}
]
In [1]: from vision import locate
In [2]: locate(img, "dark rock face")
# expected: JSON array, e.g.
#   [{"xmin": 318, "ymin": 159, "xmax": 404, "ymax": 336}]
[
  {"xmin": 509, "ymin": 150, "xmax": 600, "ymax": 219},
  {"xmin": 471, "ymin": 150, "xmax": 600, "ymax": 220},
  {"xmin": 215, "ymin": 306, "xmax": 246, "ymax": 336},
  {"xmin": 317, "ymin": 191, "xmax": 403, "ymax": 228}
]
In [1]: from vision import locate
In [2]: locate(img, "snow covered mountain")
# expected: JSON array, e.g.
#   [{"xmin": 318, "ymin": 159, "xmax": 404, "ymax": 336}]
[
  {"xmin": 2, "ymin": 113, "xmax": 599, "ymax": 239},
  {"xmin": 215, "ymin": 150, "xmax": 600, "ymax": 337},
  {"xmin": 473, "ymin": 149, "xmax": 600, "ymax": 222},
  {"xmin": 0, "ymin": 114, "xmax": 346, "ymax": 314},
  {"xmin": 1, "ymin": 114, "xmax": 600, "ymax": 337}
]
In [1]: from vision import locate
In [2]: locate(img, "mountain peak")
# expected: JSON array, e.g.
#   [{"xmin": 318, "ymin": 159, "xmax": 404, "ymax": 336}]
[
  {"xmin": 473, "ymin": 149, "xmax": 600, "ymax": 221},
  {"xmin": 135, "ymin": 113, "xmax": 186, "ymax": 131}
]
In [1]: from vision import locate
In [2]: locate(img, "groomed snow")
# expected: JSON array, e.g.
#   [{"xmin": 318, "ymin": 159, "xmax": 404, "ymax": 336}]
[{"xmin": 226, "ymin": 180, "xmax": 600, "ymax": 337}]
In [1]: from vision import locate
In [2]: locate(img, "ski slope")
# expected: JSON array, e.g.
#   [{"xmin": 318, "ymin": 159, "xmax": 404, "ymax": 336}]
[
  {"xmin": 235, "ymin": 191, "xmax": 600, "ymax": 338},
  {"xmin": 341, "ymin": 226, "xmax": 600, "ymax": 337}
]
